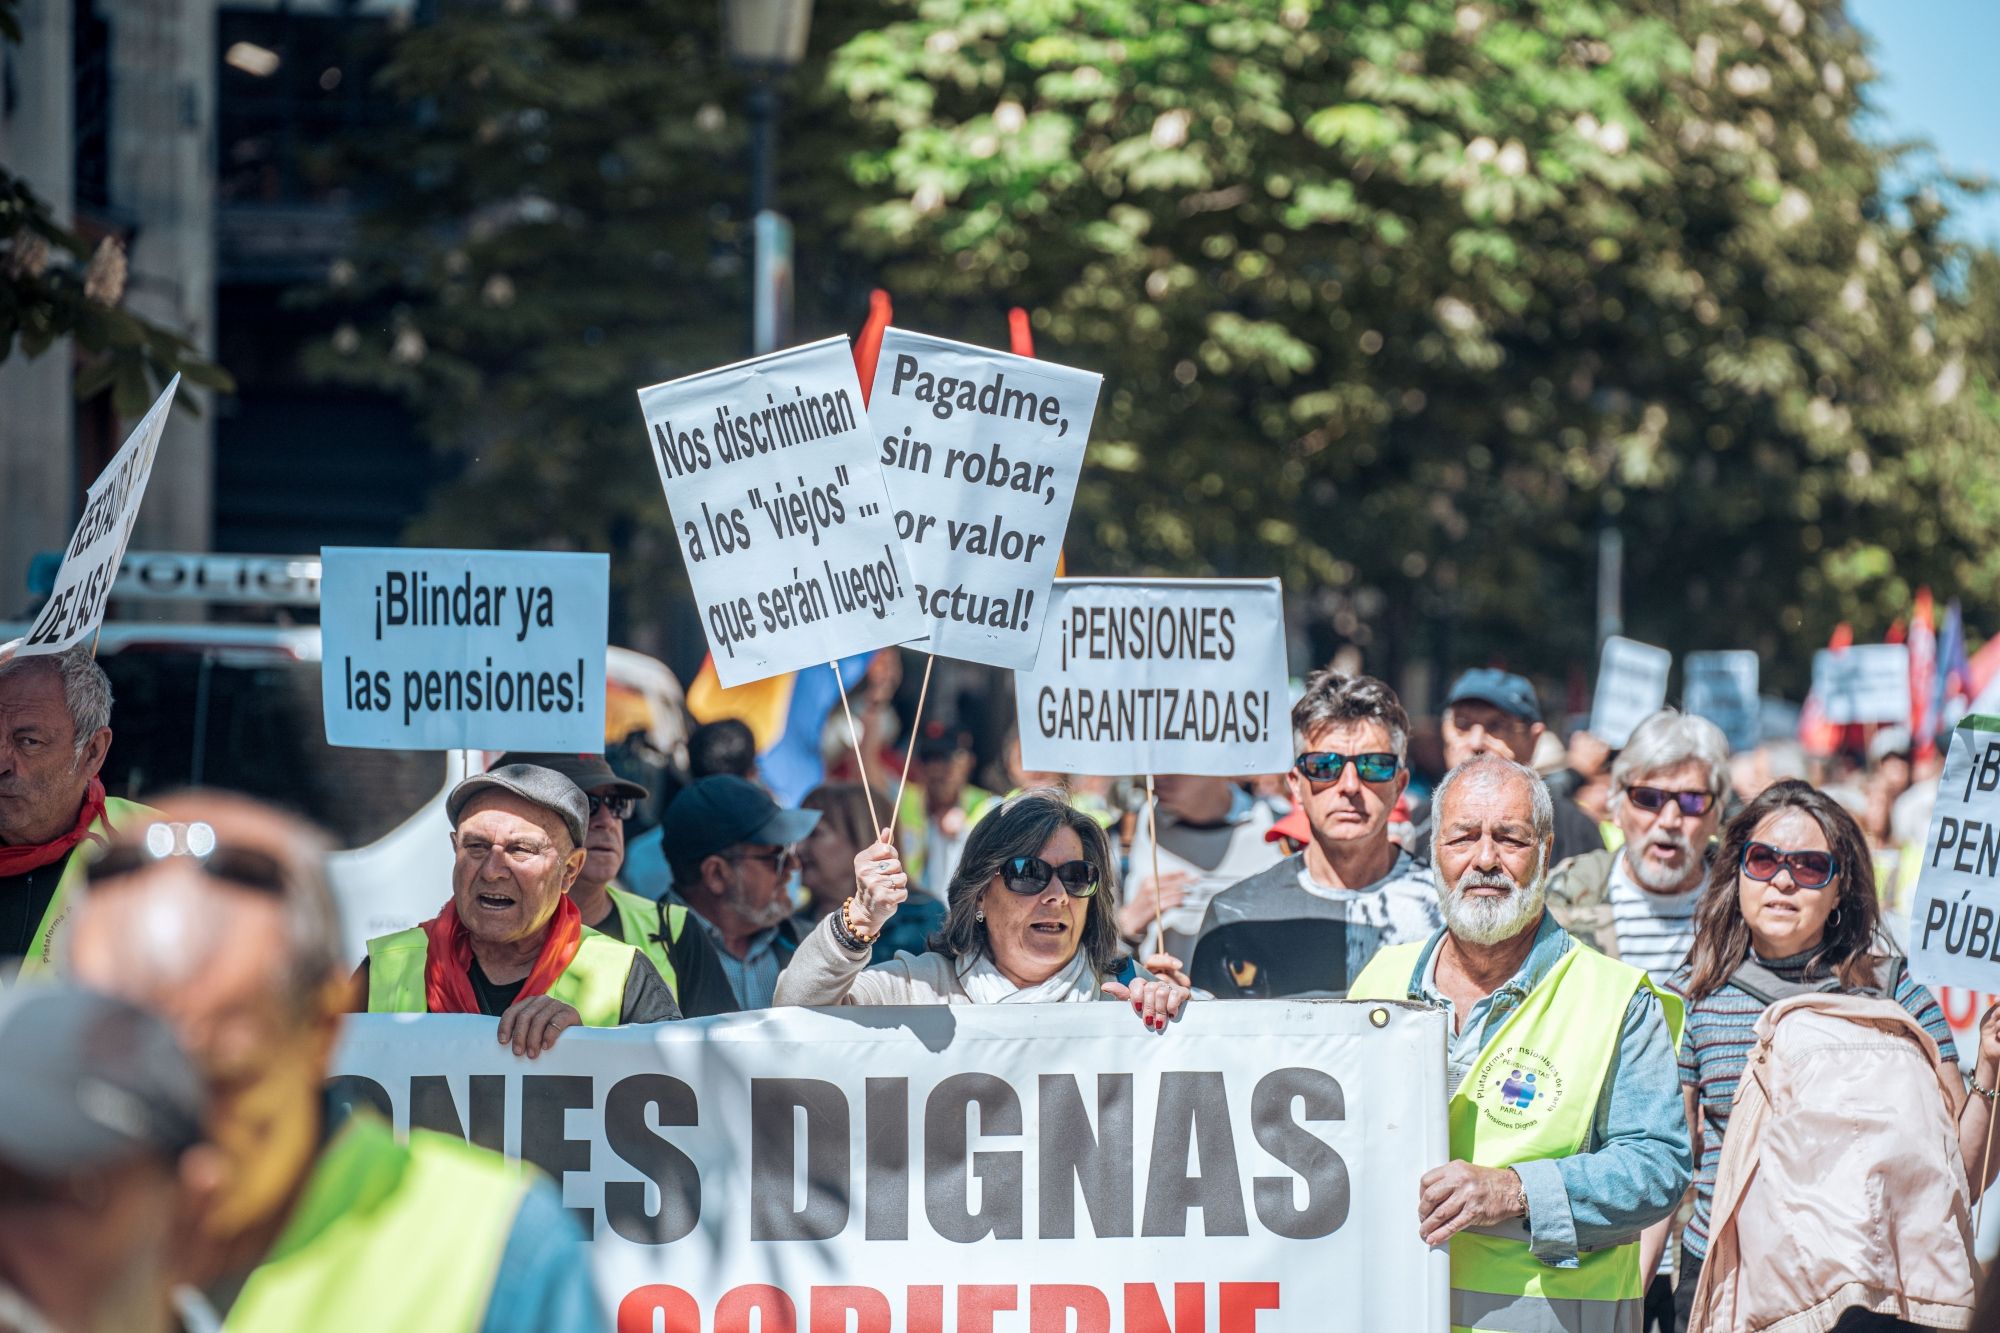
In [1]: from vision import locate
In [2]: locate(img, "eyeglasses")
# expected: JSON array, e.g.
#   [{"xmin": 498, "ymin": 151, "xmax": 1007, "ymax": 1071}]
[
  {"xmin": 586, "ymin": 793, "xmax": 638, "ymax": 820},
  {"xmin": 1740, "ymin": 840, "xmax": 1837, "ymax": 890},
  {"xmin": 85, "ymin": 821, "xmax": 291, "ymax": 895},
  {"xmin": 728, "ymin": 845, "xmax": 798, "ymax": 872},
  {"xmin": 1627, "ymin": 786, "xmax": 1715, "ymax": 817},
  {"xmin": 1294, "ymin": 751, "xmax": 1400, "ymax": 784},
  {"xmin": 1001, "ymin": 856, "xmax": 1101, "ymax": 897}
]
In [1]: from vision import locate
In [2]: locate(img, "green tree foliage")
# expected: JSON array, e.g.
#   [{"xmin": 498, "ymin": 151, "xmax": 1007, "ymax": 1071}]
[
  {"xmin": 828, "ymin": 0, "xmax": 2000, "ymax": 689},
  {"xmin": 0, "ymin": 1, "xmax": 232, "ymax": 411},
  {"xmin": 318, "ymin": 0, "xmax": 2000, "ymax": 692}
]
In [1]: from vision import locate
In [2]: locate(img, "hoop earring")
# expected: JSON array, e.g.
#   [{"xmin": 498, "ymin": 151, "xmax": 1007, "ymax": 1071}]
[{"xmin": 1830, "ymin": 905, "xmax": 1844, "ymax": 930}]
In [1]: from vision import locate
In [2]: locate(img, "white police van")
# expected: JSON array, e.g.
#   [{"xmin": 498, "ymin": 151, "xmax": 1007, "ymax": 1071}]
[{"xmin": 6, "ymin": 551, "xmax": 689, "ymax": 962}]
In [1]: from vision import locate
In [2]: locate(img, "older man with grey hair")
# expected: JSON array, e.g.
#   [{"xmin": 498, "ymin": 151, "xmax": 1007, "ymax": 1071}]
[
  {"xmin": 0, "ymin": 643, "xmax": 153, "ymax": 974},
  {"xmin": 1350, "ymin": 753, "xmax": 1690, "ymax": 1333},
  {"xmin": 1544, "ymin": 707, "xmax": 1731, "ymax": 984}
]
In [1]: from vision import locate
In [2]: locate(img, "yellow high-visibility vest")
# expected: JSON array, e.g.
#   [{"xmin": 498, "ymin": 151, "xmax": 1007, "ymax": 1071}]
[
  {"xmin": 1352, "ymin": 934, "xmax": 1684, "ymax": 1333},
  {"xmin": 18, "ymin": 797, "xmax": 157, "ymax": 979},
  {"xmin": 604, "ymin": 883, "xmax": 683, "ymax": 1000},
  {"xmin": 365, "ymin": 925, "xmax": 636, "ymax": 1026}
]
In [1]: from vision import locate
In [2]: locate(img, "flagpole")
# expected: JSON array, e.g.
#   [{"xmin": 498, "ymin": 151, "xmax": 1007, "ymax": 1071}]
[
  {"xmin": 831, "ymin": 662, "xmax": 885, "ymax": 834},
  {"xmin": 890, "ymin": 650, "xmax": 936, "ymax": 840}
]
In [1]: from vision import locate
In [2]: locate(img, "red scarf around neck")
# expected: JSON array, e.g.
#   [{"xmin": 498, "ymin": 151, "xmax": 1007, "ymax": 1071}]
[
  {"xmin": 0, "ymin": 777, "xmax": 108, "ymax": 877},
  {"xmin": 422, "ymin": 893, "xmax": 584, "ymax": 1014}
]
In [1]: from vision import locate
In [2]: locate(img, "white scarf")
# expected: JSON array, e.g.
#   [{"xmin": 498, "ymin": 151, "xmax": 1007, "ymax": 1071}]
[{"xmin": 953, "ymin": 945, "xmax": 1099, "ymax": 1004}]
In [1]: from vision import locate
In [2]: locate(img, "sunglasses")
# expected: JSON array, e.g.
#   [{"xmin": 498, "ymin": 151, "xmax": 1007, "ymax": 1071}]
[
  {"xmin": 86, "ymin": 821, "xmax": 291, "ymax": 895},
  {"xmin": 1294, "ymin": 751, "xmax": 1400, "ymax": 784},
  {"xmin": 1740, "ymin": 840, "xmax": 1837, "ymax": 890},
  {"xmin": 1001, "ymin": 856, "xmax": 1101, "ymax": 897},
  {"xmin": 727, "ymin": 845, "xmax": 798, "ymax": 872},
  {"xmin": 1627, "ymin": 786, "xmax": 1715, "ymax": 817},
  {"xmin": 586, "ymin": 793, "xmax": 638, "ymax": 820}
]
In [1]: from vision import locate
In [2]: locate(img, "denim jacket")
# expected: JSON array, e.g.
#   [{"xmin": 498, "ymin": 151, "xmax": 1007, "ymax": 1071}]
[{"xmin": 1399, "ymin": 909, "xmax": 1692, "ymax": 1266}]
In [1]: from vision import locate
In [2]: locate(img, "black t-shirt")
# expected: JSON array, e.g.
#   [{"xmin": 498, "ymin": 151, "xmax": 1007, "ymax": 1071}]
[
  {"xmin": 468, "ymin": 957, "xmax": 528, "ymax": 1015},
  {"xmin": 0, "ymin": 861, "xmax": 66, "ymax": 960}
]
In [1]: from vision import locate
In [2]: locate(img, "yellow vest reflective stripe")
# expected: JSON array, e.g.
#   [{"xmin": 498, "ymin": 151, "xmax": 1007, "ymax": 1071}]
[
  {"xmin": 1351, "ymin": 934, "xmax": 1685, "ymax": 1333},
  {"xmin": 606, "ymin": 884, "xmax": 682, "ymax": 1001},
  {"xmin": 225, "ymin": 1112, "xmax": 522, "ymax": 1332},
  {"xmin": 19, "ymin": 797, "xmax": 157, "ymax": 979},
  {"xmin": 364, "ymin": 926, "xmax": 636, "ymax": 1026}
]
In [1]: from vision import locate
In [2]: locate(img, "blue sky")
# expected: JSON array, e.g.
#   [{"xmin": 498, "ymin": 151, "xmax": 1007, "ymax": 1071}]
[{"xmin": 1849, "ymin": 0, "xmax": 2000, "ymax": 247}]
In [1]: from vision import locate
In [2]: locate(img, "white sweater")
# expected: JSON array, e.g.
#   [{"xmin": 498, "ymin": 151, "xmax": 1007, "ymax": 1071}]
[{"xmin": 774, "ymin": 911, "xmax": 1113, "ymax": 1007}]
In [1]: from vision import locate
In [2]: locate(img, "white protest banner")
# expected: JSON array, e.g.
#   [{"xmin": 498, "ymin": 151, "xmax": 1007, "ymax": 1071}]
[
  {"xmin": 1911, "ymin": 715, "xmax": 2000, "ymax": 993},
  {"xmin": 329, "ymin": 1002, "xmax": 1449, "ymax": 1330},
  {"xmin": 636, "ymin": 337, "xmax": 924, "ymax": 686},
  {"xmin": 1811, "ymin": 643, "xmax": 1911, "ymax": 725},
  {"xmin": 18, "ymin": 375, "xmax": 179, "ymax": 656},
  {"xmin": 869, "ymin": 328, "xmax": 1100, "ymax": 669},
  {"xmin": 320, "ymin": 547, "xmax": 607, "ymax": 751},
  {"xmin": 1683, "ymin": 650, "xmax": 1762, "ymax": 754},
  {"xmin": 1588, "ymin": 636, "xmax": 1672, "ymax": 747},
  {"xmin": 1015, "ymin": 578, "xmax": 1291, "ymax": 777}
]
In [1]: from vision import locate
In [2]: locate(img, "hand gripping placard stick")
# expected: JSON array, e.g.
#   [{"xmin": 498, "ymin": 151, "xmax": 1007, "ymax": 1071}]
[{"xmin": 831, "ymin": 662, "xmax": 885, "ymax": 835}]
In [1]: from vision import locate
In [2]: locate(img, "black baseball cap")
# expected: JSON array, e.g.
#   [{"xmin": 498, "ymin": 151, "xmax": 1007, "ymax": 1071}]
[
  {"xmin": 493, "ymin": 752, "xmax": 648, "ymax": 803},
  {"xmin": 447, "ymin": 763, "xmax": 590, "ymax": 846},
  {"xmin": 1444, "ymin": 669, "xmax": 1543, "ymax": 725},
  {"xmin": 0, "ymin": 982, "xmax": 204, "ymax": 1175},
  {"xmin": 659, "ymin": 775, "xmax": 821, "ymax": 865}
]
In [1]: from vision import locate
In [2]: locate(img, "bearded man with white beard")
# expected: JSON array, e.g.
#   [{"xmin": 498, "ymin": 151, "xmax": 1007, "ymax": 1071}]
[
  {"xmin": 1543, "ymin": 709, "xmax": 1731, "ymax": 987},
  {"xmin": 1351, "ymin": 753, "xmax": 1690, "ymax": 1333}
]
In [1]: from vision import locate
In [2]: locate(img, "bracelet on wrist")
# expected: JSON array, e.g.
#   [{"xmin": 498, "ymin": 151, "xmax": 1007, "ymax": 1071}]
[
  {"xmin": 828, "ymin": 904, "xmax": 867, "ymax": 954},
  {"xmin": 839, "ymin": 895, "xmax": 879, "ymax": 947},
  {"xmin": 1972, "ymin": 1073, "xmax": 2000, "ymax": 1102}
]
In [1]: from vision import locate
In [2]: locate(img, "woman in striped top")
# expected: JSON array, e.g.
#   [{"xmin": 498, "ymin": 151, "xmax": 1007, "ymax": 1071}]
[{"xmin": 1660, "ymin": 780, "xmax": 1999, "ymax": 1332}]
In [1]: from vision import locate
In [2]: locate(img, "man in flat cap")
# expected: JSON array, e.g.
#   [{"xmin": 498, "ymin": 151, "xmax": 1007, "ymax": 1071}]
[{"xmin": 358, "ymin": 763, "xmax": 679, "ymax": 1053}]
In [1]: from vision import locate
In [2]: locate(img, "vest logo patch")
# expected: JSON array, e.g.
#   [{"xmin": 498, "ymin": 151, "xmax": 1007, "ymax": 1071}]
[{"xmin": 1474, "ymin": 1044, "xmax": 1565, "ymax": 1130}]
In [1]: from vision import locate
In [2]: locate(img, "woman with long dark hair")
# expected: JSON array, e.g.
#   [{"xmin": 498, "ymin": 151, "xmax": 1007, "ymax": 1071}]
[
  {"xmin": 775, "ymin": 789, "xmax": 1190, "ymax": 1027},
  {"xmin": 1664, "ymin": 780, "xmax": 2000, "ymax": 1330}
]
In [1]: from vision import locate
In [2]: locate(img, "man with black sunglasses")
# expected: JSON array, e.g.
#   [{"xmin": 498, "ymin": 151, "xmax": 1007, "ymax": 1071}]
[
  {"xmin": 494, "ymin": 752, "xmax": 736, "ymax": 1020},
  {"xmin": 1190, "ymin": 669, "xmax": 1440, "ymax": 998},
  {"xmin": 1544, "ymin": 709, "xmax": 1731, "ymax": 986}
]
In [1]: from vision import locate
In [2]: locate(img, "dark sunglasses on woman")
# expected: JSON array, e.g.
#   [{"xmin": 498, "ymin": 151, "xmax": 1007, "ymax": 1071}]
[
  {"xmin": 1001, "ymin": 856, "xmax": 1101, "ymax": 897},
  {"xmin": 1739, "ymin": 840, "xmax": 1837, "ymax": 890},
  {"xmin": 1627, "ymin": 786, "xmax": 1714, "ymax": 817},
  {"xmin": 1294, "ymin": 751, "xmax": 1400, "ymax": 784}
]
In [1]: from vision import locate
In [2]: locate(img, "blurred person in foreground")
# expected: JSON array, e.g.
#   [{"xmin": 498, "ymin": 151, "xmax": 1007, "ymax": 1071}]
[
  {"xmin": 1543, "ymin": 710, "xmax": 1731, "ymax": 986},
  {"xmin": 358, "ymin": 765, "xmax": 679, "ymax": 1048},
  {"xmin": 776, "ymin": 789, "xmax": 1189, "ymax": 1026},
  {"xmin": 64, "ymin": 791, "xmax": 606, "ymax": 1331},
  {"xmin": 1663, "ymin": 780, "xmax": 1995, "ymax": 1332},
  {"xmin": 0, "ymin": 982, "xmax": 211, "ymax": 1333},
  {"xmin": 1405, "ymin": 669, "xmax": 1604, "ymax": 866},
  {"xmin": 494, "ymin": 752, "xmax": 734, "ymax": 1019},
  {"xmin": 798, "ymin": 782, "xmax": 943, "ymax": 962},
  {"xmin": 0, "ymin": 645, "xmax": 154, "ymax": 976},
  {"xmin": 662, "ymin": 775, "xmax": 820, "ymax": 1011},
  {"xmin": 1350, "ymin": 754, "xmax": 1690, "ymax": 1333},
  {"xmin": 1119, "ymin": 773, "xmax": 1281, "ymax": 960},
  {"xmin": 1191, "ymin": 670, "xmax": 1438, "ymax": 998}
]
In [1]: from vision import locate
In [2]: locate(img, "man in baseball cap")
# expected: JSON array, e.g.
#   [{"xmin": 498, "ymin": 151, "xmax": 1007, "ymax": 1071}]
[
  {"xmin": 661, "ymin": 775, "xmax": 820, "ymax": 1011},
  {"xmin": 1409, "ymin": 670, "xmax": 1604, "ymax": 866},
  {"xmin": 359, "ymin": 763, "xmax": 679, "ymax": 1048},
  {"xmin": 493, "ymin": 753, "xmax": 736, "ymax": 1019},
  {"xmin": 0, "ymin": 981, "xmax": 210, "ymax": 1333}
]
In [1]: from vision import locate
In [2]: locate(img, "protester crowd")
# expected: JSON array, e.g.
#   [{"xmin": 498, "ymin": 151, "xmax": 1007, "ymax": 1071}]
[{"xmin": 3, "ymin": 638, "xmax": 1998, "ymax": 1333}]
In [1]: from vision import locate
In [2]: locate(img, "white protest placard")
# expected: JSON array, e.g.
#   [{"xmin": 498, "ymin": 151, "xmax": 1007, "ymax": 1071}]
[
  {"xmin": 636, "ymin": 337, "xmax": 923, "ymax": 686},
  {"xmin": 1588, "ymin": 636, "xmax": 1671, "ymax": 747},
  {"xmin": 869, "ymin": 328, "xmax": 1099, "ymax": 669},
  {"xmin": 1015, "ymin": 578, "xmax": 1291, "ymax": 777},
  {"xmin": 1811, "ymin": 643, "xmax": 1911, "ymax": 725},
  {"xmin": 1911, "ymin": 715, "xmax": 2000, "ymax": 992},
  {"xmin": 1683, "ymin": 650, "xmax": 1762, "ymax": 754},
  {"xmin": 320, "ymin": 547, "xmax": 607, "ymax": 751},
  {"xmin": 18, "ymin": 375, "xmax": 179, "ymax": 656},
  {"xmin": 329, "ymin": 1002, "xmax": 1449, "ymax": 1330}
]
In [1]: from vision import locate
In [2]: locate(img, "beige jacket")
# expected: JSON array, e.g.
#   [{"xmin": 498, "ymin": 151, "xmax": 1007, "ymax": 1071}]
[
  {"xmin": 1688, "ymin": 993, "xmax": 1975, "ymax": 1333},
  {"xmin": 773, "ymin": 912, "xmax": 1112, "ymax": 1007}
]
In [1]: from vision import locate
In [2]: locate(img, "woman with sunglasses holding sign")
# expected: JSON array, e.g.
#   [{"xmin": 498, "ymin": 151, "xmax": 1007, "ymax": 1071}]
[
  {"xmin": 1662, "ymin": 780, "xmax": 2000, "ymax": 1331},
  {"xmin": 775, "ymin": 789, "xmax": 1191, "ymax": 1028}
]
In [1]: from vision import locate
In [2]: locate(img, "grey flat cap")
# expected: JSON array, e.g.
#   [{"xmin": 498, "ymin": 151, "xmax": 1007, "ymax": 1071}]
[{"xmin": 447, "ymin": 763, "xmax": 589, "ymax": 845}]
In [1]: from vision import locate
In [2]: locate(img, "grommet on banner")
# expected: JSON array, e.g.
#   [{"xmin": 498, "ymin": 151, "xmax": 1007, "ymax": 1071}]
[{"xmin": 1370, "ymin": 1007, "xmax": 1390, "ymax": 1028}]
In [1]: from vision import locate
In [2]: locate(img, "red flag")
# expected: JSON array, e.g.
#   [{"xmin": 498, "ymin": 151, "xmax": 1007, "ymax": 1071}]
[
  {"xmin": 1008, "ymin": 307, "xmax": 1034, "ymax": 358},
  {"xmin": 854, "ymin": 289, "xmax": 893, "ymax": 406},
  {"xmin": 1909, "ymin": 587, "xmax": 1938, "ymax": 760},
  {"xmin": 1800, "ymin": 622, "xmax": 1853, "ymax": 756}
]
